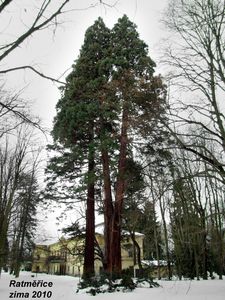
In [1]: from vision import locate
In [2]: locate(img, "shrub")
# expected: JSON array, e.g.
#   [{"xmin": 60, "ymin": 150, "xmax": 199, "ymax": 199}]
[
  {"xmin": 77, "ymin": 271, "xmax": 159, "ymax": 295},
  {"xmin": 120, "ymin": 274, "xmax": 136, "ymax": 291}
]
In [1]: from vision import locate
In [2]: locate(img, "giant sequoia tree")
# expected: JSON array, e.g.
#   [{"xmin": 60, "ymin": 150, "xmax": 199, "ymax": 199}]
[
  {"xmin": 51, "ymin": 18, "xmax": 111, "ymax": 278},
  {"xmin": 49, "ymin": 15, "xmax": 166, "ymax": 278},
  {"xmin": 106, "ymin": 15, "xmax": 166, "ymax": 275}
]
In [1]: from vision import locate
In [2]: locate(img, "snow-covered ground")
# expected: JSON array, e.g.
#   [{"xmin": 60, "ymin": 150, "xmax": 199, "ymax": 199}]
[{"xmin": 0, "ymin": 271, "xmax": 224, "ymax": 300}]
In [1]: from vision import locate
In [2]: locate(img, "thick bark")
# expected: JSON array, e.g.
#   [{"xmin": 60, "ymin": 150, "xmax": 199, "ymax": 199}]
[
  {"xmin": 111, "ymin": 202, "xmax": 122, "ymax": 276},
  {"xmin": 101, "ymin": 149, "xmax": 114, "ymax": 274},
  {"xmin": 83, "ymin": 146, "xmax": 95, "ymax": 279},
  {"xmin": 111, "ymin": 102, "xmax": 129, "ymax": 276}
]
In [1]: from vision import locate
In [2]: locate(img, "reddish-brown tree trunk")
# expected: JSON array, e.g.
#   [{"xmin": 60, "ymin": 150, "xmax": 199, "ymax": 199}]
[
  {"xmin": 101, "ymin": 149, "xmax": 114, "ymax": 274},
  {"xmin": 83, "ymin": 145, "xmax": 95, "ymax": 279},
  {"xmin": 111, "ymin": 202, "xmax": 122, "ymax": 275},
  {"xmin": 111, "ymin": 102, "xmax": 129, "ymax": 276}
]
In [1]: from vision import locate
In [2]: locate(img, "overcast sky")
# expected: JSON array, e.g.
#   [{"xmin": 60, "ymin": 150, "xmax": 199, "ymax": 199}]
[
  {"xmin": 1, "ymin": 0, "xmax": 170, "ymax": 240},
  {"xmin": 2, "ymin": 0, "xmax": 169, "ymax": 130}
]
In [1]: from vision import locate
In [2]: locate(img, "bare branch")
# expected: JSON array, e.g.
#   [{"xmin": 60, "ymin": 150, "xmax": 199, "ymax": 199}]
[
  {"xmin": 0, "ymin": 0, "xmax": 71, "ymax": 62},
  {"xmin": 0, "ymin": 65, "xmax": 66, "ymax": 85},
  {"xmin": 0, "ymin": 0, "xmax": 13, "ymax": 14}
]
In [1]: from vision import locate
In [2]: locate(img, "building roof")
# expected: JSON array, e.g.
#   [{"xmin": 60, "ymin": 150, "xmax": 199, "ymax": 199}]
[
  {"xmin": 142, "ymin": 260, "xmax": 168, "ymax": 267},
  {"xmin": 95, "ymin": 222, "xmax": 144, "ymax": 237},
  {"xmin": 35, "ymin": 223, "xmax": 144, "ymax": 246}
]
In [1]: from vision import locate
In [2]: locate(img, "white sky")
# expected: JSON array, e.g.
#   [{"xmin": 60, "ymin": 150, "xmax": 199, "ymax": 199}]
[
  {"xmin": 2, "ymin": 0, "xmax": 169, "ymax": 130},
  {"xmin": 1, "ymin": 0, "xmax": 169, "ymax": 240}
]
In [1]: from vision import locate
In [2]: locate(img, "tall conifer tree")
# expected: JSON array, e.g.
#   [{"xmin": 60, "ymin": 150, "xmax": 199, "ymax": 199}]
[
  {"xmin": 52, "ymin": 18, "xmax": 111, "ymax": 279},
  {"xmin": 49, "ymin": 15, "xmax": 166, "ymax": 278},
  {"xmin": 107, "ymin": 15, "xmax": 166, "ymax": 275}
]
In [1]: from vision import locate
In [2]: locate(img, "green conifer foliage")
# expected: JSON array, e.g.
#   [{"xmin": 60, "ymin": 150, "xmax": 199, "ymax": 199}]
[
  {"xmin": 53, "ymin": 17, "xmax": 111, "ymax": 147},
  {"xmin": 51, "ymin": 18, "xmax": 111, "ymax": 279},
  {"xmin": 48, "ymin": 15, "xmax": 167, "ymax": 278},
  {"xmin": 108, "ymin": 15, "xmax": 166, "ymax": 275}
]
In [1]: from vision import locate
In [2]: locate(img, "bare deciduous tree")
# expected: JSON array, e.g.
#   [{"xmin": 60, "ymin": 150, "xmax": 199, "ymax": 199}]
[
  {"xmin": 0, "ymin": 126, "xmax": 43, "ymax": 274},
  {"xmin": 0, "ymin": 0, "xmax": 113, "ymax": 134},
  {"xmin": 162, "ymin": 0, "xmax": 225, "ymax": 181}
]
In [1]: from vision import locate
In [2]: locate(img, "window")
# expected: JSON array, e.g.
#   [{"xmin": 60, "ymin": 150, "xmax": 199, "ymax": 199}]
[{"xmin": 128, "ymin": 248, "xmax": 133, "ymax": 258}]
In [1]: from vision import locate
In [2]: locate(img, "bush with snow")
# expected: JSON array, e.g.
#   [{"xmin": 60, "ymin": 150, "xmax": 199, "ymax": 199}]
[{"xmin": 76, "ymin": 274, "xmax": 159, "ymax": 295}]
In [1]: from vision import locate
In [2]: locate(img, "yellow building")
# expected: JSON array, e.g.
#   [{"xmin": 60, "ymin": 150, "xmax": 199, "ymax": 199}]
[
  {"xmin": 32, "ymin": 224, "xmax": 144, "ymax": 276},
  {"xmin": 32, "ymin": 245, "xmax": 49, "ymax": 273}
]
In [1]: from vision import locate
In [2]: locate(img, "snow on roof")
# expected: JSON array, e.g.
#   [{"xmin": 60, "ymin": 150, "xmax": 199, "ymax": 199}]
[
  {"xmin": 34, "ymin": 237, "xmax": 59, "ymax": 246},
  {"xmin": 34, "ymin": 223, "xmax": 144, "ymax": 246},
  {"xmin": 142, "ymin": 260, "xmax": 168, "ymax": 267},
  {"xmin": 95, "ymin": 223, "xmax": 144, "ymax": 236}
]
